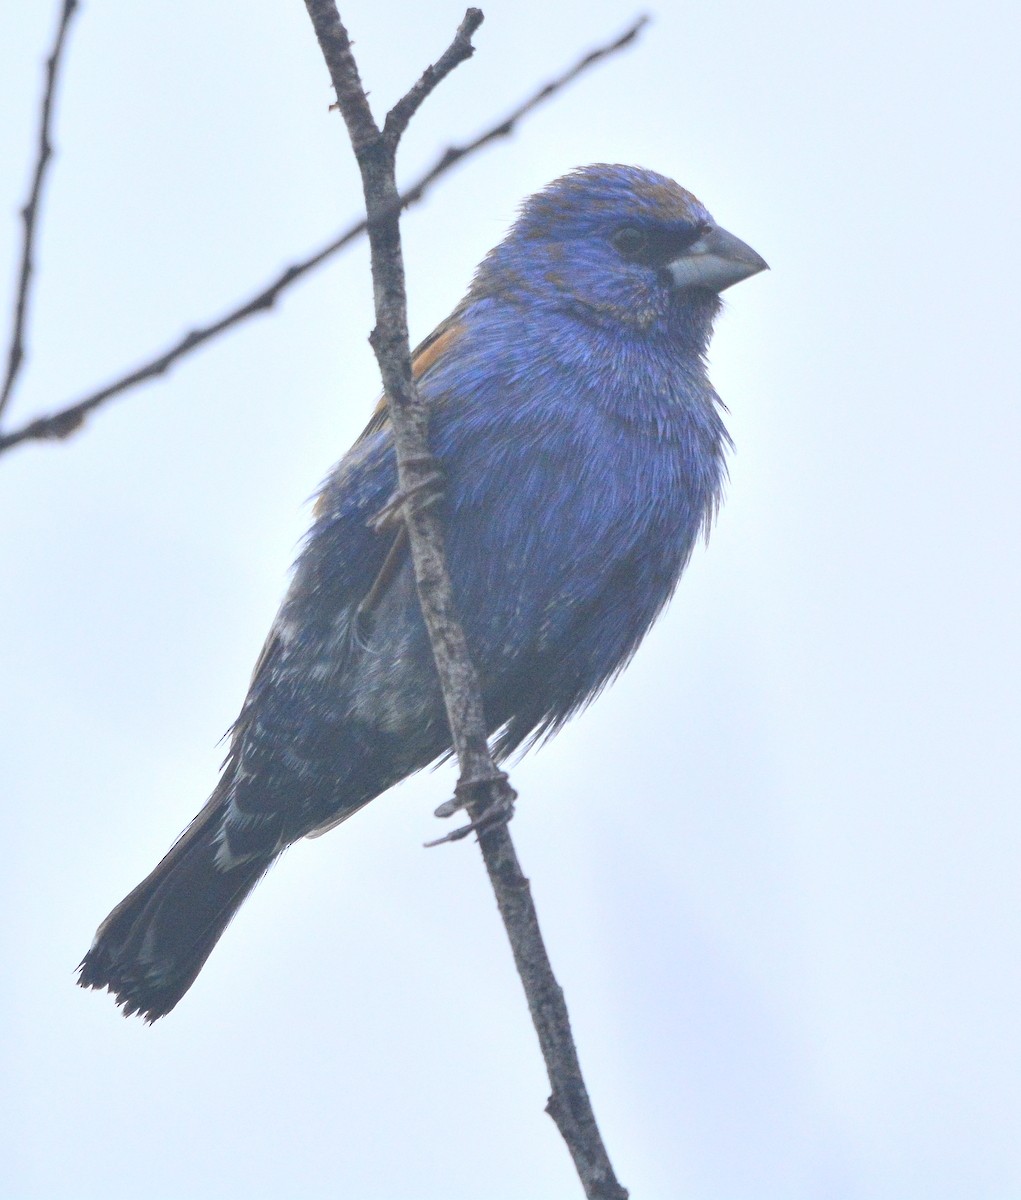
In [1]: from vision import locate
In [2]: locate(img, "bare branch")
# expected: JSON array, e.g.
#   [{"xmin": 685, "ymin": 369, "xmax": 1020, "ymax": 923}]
[
  {"xmin": 0, "ymin": 14, "xmax": 647, "ymax": 456},
  {"xmin": 382, "ymin": 8, "xmax": 484, "ymax": 147},
  {"xmin": 407, "ymin": 12, "xmax": 649, "ymax": 196},
  {"xmin": 0, "ymin": 0, "xmax": 78, "ymax": 424},
  {"xmin": 0, "ymin": 242, "xmax": 348, "ymax": 453},
  {"xmin": 302, "ymin": 4, "xmax": 628, "ymax": 1197}
]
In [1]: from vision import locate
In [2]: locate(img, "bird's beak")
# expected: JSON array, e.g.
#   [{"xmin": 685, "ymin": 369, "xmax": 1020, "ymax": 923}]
[{"xmin": 667, "ymin": 225, "xmax": 768, "ymax": 293}]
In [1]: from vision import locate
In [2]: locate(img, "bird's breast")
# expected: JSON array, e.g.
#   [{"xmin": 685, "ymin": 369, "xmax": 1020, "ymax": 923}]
[{"xmin": 435, "ymin": 379, "xmax": 726, "ymax": 667}]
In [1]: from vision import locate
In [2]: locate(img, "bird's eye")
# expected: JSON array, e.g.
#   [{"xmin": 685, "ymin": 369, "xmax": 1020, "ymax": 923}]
[{"xmin": 611, "ymin": 226, "xmax": 649, "ymax": 260}]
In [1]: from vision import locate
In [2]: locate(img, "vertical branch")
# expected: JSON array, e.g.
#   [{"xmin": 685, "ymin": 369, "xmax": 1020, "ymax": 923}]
[
  {"xmin": 302, "ymin": 3, "xmax": 496, "ymax": 786},
  {"xmin": 301, "ymin": 4, "xmax": 628, "ymax": 1197},
  {"xmin": 0, "ymin": 0, "xmax": 79, "ymax": 424}
]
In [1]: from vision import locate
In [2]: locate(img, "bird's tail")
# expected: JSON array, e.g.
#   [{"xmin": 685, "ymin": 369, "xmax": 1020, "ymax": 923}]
[{"xmin": 78, "ymin": 791, "xmax": 271, "ymax": 1022}]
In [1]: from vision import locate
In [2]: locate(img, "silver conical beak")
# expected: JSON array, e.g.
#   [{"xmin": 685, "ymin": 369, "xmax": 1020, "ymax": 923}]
[{"xmin": 667, "ymin": 224, "xmax": 768, "ymax": 293}]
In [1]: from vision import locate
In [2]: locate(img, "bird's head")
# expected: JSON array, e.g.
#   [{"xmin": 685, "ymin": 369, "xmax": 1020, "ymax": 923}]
[{"xmin": 472, "ymin": 164, "xmax": 767, "ymax": 347}]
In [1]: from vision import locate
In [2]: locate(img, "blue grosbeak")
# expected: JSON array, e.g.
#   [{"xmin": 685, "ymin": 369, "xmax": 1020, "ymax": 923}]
[{"xmin": 79, "ymin": 164, "xmax": 766, "ymax": 1020}]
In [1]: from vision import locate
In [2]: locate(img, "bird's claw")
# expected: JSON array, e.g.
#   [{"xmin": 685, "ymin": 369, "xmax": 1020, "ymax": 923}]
[
  {"xmin": 368, "ymin": 456, "xmax": 445, "ymax": 533},
  {"xmin": 425, "ymin": 773, "xmax": 516, "ymax": 847}
]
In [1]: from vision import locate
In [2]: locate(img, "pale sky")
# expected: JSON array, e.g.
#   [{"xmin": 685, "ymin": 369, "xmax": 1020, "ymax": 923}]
[{"xmin": 2, "ymin": 1, "xmax": 1019, "ymax": 1197}]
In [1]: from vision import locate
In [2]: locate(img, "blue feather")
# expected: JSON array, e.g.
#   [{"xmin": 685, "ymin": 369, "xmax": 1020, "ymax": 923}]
[{"xmin": 78, "ymin": 164, "xmax": 765, "ymax": 1020}]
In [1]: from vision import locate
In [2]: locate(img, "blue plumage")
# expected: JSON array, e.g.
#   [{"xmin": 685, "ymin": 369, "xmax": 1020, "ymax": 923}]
[{"xmin": 78, "ymin": 164, "xmax": 766, "ymax": 1019}]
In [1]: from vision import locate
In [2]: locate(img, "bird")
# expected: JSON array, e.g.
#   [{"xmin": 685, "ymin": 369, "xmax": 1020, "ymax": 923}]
[{"xmin": 78, "ymin": 164, "xmax": 767, "ymax": 1021}]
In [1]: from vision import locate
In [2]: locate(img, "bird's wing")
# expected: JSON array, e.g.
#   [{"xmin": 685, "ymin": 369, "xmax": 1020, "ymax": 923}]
[
  {"xmin": 355, "ymin": 313, "xmax": 467, "ymax": 442},
  {"xmin": 229, "ymin": 313, "xmax": 468, "ymax": 751},
  {"xmin": 330, "ymin": 312, "xmax": 468, "ymax": 622}
]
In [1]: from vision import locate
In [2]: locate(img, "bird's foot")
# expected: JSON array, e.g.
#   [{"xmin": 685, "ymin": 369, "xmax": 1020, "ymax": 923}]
[
  {"xmin": 368, "ymin": 456, "xmax": 445, "ymax": 533},
  {"xmin": 425, "ymin": 773, "xmax": 517, "ymax": 847}
]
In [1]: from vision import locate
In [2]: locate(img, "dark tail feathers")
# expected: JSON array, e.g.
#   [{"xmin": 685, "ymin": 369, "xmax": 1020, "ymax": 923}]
[{"xmin": 78, "ymin": 798, "xmax": 270, "ymax": 1022}]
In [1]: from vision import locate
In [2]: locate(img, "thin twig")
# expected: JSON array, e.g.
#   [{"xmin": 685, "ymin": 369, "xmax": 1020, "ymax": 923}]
[
  {"xmin": 382, "ymin": 9, "xmax": 484, "ymax": 147},
  {"xmin": 302, "ymin": 4, "xmax": 628, "ymax": 1197},
  {"xmin": 400, "ymin": 11, "xmax": 648, "ymax": 205},
  {"xmin": 0, "ymin": 14, "xmax": 647, "ymax": 456},
  {"xmin": 0, "ymin": 0, "xmax": 78, "ymax": 424}
]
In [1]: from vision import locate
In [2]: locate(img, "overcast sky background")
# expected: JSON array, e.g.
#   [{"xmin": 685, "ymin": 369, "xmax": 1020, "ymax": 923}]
[{"xmin": 2, "ymin": 1, "xmax": 1019, "ymax": 1197}]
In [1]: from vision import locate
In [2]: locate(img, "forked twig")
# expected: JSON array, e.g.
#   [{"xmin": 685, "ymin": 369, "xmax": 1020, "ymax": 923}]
[{"xmin": 0, "ymin": 13, "xmax": 647, "ymax": 455}]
